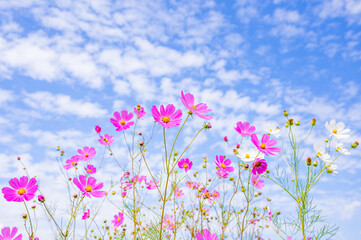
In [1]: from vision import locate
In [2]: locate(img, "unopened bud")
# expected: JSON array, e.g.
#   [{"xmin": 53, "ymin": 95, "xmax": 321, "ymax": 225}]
[
  {"xmin": 311, "ymin": 118, "xmax": 316, "ymax": 126},
  {"xmin": 276, "ymin": 211, "xmax": 281, "ymax": 215},
  {"xmin": 112, "ymin": 191, "xmax": 116, "ymax": 195},
  {"xmin": 285, "ymin": 122, "xmax": 290, "ymax": 127},
  {"xmin": 202, "ymin": 164, "xmax": 206, "ymax": 168},
  {"xmin": 139, "ymin": 141, "xmax": 144, "ymax": 146},
  {"xmin": 233, "ymin": 149, "xmax": 238, "ymax": 154},
  {"xmin": 241, "ymin": 186, "xmax": 245, "ymax": 192},
  {"xmin": 351, "ymin": 141, "xmax": 359, "ymax": 148},
  {"xmin": 229, "ymin": 177, "xmax": 234, "ymax": 181},
  {"xmin": 17, "ymin": 157, "xmax": 21, "ymax": 160},
  {"xmin": 313, "ymin": 160, "xmax": 318, "ymax": 167},
  {"xmin": 254, "ymin": 193, "xmax": 259, "ymax": 197},
  {"xmin": 174, "ymin": 152, "xmax": 178, "ymax": 156},
  {"xmin": 288, "ymin": 119, "xmax": 294, "ymax": 125},
  {"xmin": 138, "ymin": 132, "xmax": 142, "ymax": 136},
  {"xmin": 56, "ymin": 146, "xmax": 60, "ymax": 151},
  {"xmin": 324, "ymin": 139, "xmax": 329, "ymax": 143},
  {"xmin": 306, "ymin": 157, "xmax": 312, "ymax": 166},
  {"xmin": 244, "ymin": 164, "xmax": 249, "ymax": 169},
  {"xmin": 223, "ymin": 136, "xmax": 228, "ymax": 142},
  {"xmin": 73, "ymin": 194, "xmax": 78, "ymax": 198},
  {"xmin": 283, "ymin": 110, "xmax": 289, "ymax": 117},
  {"xmin": 266, "ymin": 169, "xmax": 270, "ymax": 173},
  {"xmin": 295, "ymin": 121, "xmax": 300, "ymax": 126},
  {"xmin": 203, "ymin": 157, "xmax": 207, "ymax": 163},
  {"xmin": 136, "ymin": 104, "xmax": 141, "ymax": 111},
  {"xmin": 31, "ymin": 205, "xmax": 36, "ymax": 209},
  {"xmin": 22, "ymin": 214, "xmax": 27, "ymax": 219},
  {"xmin": 236, "ymin": 143, "xmax": 240, "ymax": 149},
  {"xmin": 267, "ymin": 198, "xmax": 271, "ymax": 201},
  {"xmin": 60, "ymin": 150, "xmax": 64, "ymax": 156}
]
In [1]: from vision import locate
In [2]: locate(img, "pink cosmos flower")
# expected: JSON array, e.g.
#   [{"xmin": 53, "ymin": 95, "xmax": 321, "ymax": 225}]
[
  {"xmin": 162, "ymin": 215, "xmax": 175, "ymax": 231},
  {"xmin": 251, "ymin": 134, "xmax": 281, "ymax": 156},
  {"xmin": 112, "ymin": 212, "xmax": 124, "ymax": 228},
  {"xmin": 151, "ymin": 104, "xmax": 182, "ymax": 129},
  {"xmin": 85, "ymin": 165, "xmax": 97, "ymax": 174},
  {"xmin": 178, "ymin": 158, "xmax": 193, "ymax": 172},
  {"xmin": 212, "ymin": 190, "xmax": 220, "ymax": 199},
  {"xmin": 252, "ymin": 158, "xmax": 267, "ymax": 175},
  {"xmin": 95, "ymin": 125, "xmax": 101, "ymax": 133},
  {"xmin": 216, "ymin": 169, "xmax": 229, "ymax": 179},
  {"xmin": 180, "ymin": 90, "xmax": 212, "ymax": 120},
  {"xmin": 82, "ymin": 209, "xmax": 90, "ymax": 220},
  {"xmin": 146, "ymin": 180, "xmax": 159, "ymax": 190},
  {"xmin": 267, "ymin": 206, "xmax": 272, "ymax": 221},
  {"xmin": 235, "ymin": 121, "xmax": 256, "ymax": 137},
  {"xmin": 215, "ymin": 155, "xmax": 234, "ymax": 173},
  {"xmin": 174, "ymin": 187, "xmax": 184, "ymax": 199},
  {"xmin": 73, "ymin": 175, "xmax": 106, "ymax": 198},
  {"xmin": 131, "ymin": 175, "xmax": 147, "ymax": 184},
  {"xmin": 248, "ymin": 219, "xmax": 259, "ymax": 225},
  {"xmin": 29, "ymin": 235, "xmax": 39, "ymax": 240},
  {"xmin": 2, "ymin": 176, "xmax": 38, "ymax": 202},
  {"xmin": 186, "ymin": 181, "xmax": 201, "ymax": 190},
  {"xmin": 64, "ymin": 155, "xmax": 80, "ymax": 170},
  {"xmin": 110, "ymin": 110, "xmax": 134, "ymax": 131},
  {"xmin": 77, "ymin": 147, "xmax": 96, "ymax": 161},
  {"xmin": 134, "ymin": 105, "xmax": 146, "ymax": 118},
  {"xmin": 196, "ymin": 229, "xmax": 219, "ymax": 240},
  {"xmin": 0, "ymin": 227, "xmax": 22, "ymax": 240},
  {"xmin": 98, "ymin": 134, "xmax": 114, "ymax": 146},
  {"xmin": 251, "ymin": 175, "xmax": 264, "ymax": 189}
]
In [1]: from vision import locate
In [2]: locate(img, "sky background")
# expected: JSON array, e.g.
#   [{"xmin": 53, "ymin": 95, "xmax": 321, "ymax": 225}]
[{"xmin": 0, "ymin": 0, "xmax": 361, "ymax": 239}]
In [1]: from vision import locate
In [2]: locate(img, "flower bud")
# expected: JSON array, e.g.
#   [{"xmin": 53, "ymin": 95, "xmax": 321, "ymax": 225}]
[
  {"xmin": 285, "ymin": 122, "xmax": 290, "ymax": 128},
  {"xmin": 244, "ymin": 164, "xmax": 249, "ymax": 169},
  {"xmin": 223, "ymin": 136, "xmax": 228, "ymax": 142},
  {"xmin": 31, "ymin": 205, "xmax": 36, "ymax": 209},
  {"xmin": 288, "ymin": 119, "xmax": 294, "ymax": 126},
  {"xmin": 22, "ymin": 214, "xmax": 27, "ymax": 219},
  {"xmin": 136, "ymin": 104, "xmax": 141, "ymax": 111},
  {"xmin": 351, "ymin": 141, "xmax": 359, "ymax": 149},
  {"xmin": 229, "ymin": 177, "xmax": 234, "ymax": 181},
  {"xmin": 139, "ymin": 141, "xmax": 144, "ymax": 146},
  {"xmin": 121, "ymin": 192, "xmax": 127, "ymax": 197},
  {"xmin": 236, "ymin": 143, "xmax": 240, "ymax": 149},
  {"xmin": 241, "ymin": 186, "xmax": 245, "ymax": 192},
  {"xmin": 38, "ymin": 195, "xmax": 45, "ymax": 202},
  {"xmin": 233, "ymin": 149, "xmax": 238, "ymax": 154},
  {"xmin": 276, "ymin": 211, "xmax": 281, "ymax": 215},
  {"xmin": 202, "ymin": 164, "xmax": 206, "ymax": 168},
  {"xmin": 60, "ymin": 150, "xmax": 64, "ymax": 156},
  {"xmin": 295, "ymin": 121, "xmax": 300, "ymax": 126},
  {"xmin": 17, "ymin": 156, "xmax": 21, "ymax": 160},
  {"xmin": 283, "ymin": 110, "xmax": 289, "ymax": 117},
  {"xmin": 56, "ymin": 146, "xmax": 60, "ymax": 151},
  {"xmin": 112, "ymin": 191, "xmax": 116, "ymax": 195},
  {"xmin": 254, "ymin": 193, "xmax": 259, "ymax": 197},
  {"xmin": 174, "ymin": 152, "xmax": 178, "ymax": 156},
  {"xmin": 306, "ymin": 157, "xmax": 312, "ymax": 166},
  {"xmin": 138, "ymin": 132, "xmax": 142, "ymax": 136},
  {"xmin": 203, "ymin": 157, "xmax": 207, "ymax": 163},
  {"xmin": 311, "ymin": 118, "xmax": 316, "ymax": 126},
  {"xmin": 324, "ymin": 139, "xmax": 329, "ymax": 143},
  {"xmin": 73, "ymin": 194, "xmax": 78, "ymax": 198},
  {"xmin": 266, "ymin": 169, "xmax": 270, "ymax": 173},
  {"xmin": 267, "ymin": 198, "xmax": 271, "ymax": 201},
  {"xmin": 204, "ymin": 122, "xmax": 212, "ymax": 129},
  {"xmin": 313, "ymin": 160, "xmax": 318, "ymax": 167}
]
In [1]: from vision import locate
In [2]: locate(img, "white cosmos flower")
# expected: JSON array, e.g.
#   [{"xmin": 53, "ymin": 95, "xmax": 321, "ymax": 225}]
[
  {"xmin": 325, "ymin": 119, "xmax": 350, "ymax": 139},
  {"xmin": 263, "ymin": 122, "xmax": 281, "ymax": 138},
  {"xmin": 326, "ymin": 164, "xmax": 338, "ymax": 175},
  {"xmin": 332, "ymin": 141, "xmax": 351, "ymax": 155},
  {"xmin": 313, "ymin": 144, "xmax": 331, "ymax": 162},
  {"xmin": 237, "ymin": 148, "xmax": 264, "ymax": 162}
]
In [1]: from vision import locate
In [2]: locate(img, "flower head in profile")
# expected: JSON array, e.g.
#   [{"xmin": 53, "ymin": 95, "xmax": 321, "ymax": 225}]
[
  {"xmin": 325, "ymin": 119, "xmax": 350, "ymax": 139},
  {"xmin": 196, "ymin": 229, "xmax": 219, "ymax": 240},
  {"xmin": 326, "ymin": 164, "xmax": 338, "ymax": 175},
  {"xmin": 77, "ymin": 147, "xmax": 96, "ymax": 161},
  {"xmin": 82, "ymin": 209, "xmax": 90, "ymax": 220},
  {"xmin": 0, "ymin": 227, "xmax": 22, "ymax": 240},
  {"xmin": 110, "ymin": 110, "xmax": 134, "ymax": 132},
  {"xmin": 238, "ymin": 148, "xmax": 264, "ymax": 162},
  {"xmin": 2, "ymin": 176, "xmax": 38, "ymax": 202},
  {"xmin": 180, "ymin": 90, "xmax": 212, "ymax": 120},
  {"xmin": 251, "ymin": 134, "xmax": 281, "ymax": 156},
  {"xmin": 252, "ymin": 158, "xmax": 267, "ymax": 175},
  {"xmin": 313, "ymin": 144, "xmax": 331, "ymax": 162},
  {"xmin": 235, "ymin": 121, "xmax": 256, "ymax": 137},
  {"xmin": 264, "ymin": 122, "xmax": 281, "ymax": 138},
  {"xmin": 64, "ymin": 155, "xmax": 80, "ymax": 170},
  {"xmin": 151, "ymin": 104, "xmax": 182, "ymax": 128},
  {"xmin": 174, "ymin": 187, "xmax": 184, "ymax": 199},
  {"xmin": 251, "ymin": 175, "xmax": 264, "ymax": 189},
  {"xmin": 215, "ymin": 155, "xmax": 234, "ymax": 173},
  {"xmin": 178, "ymin": 158, "xmax": 193, "ymax": 172},
  {"xmin": 267, "ymin": 206, "xmax": 272, "ymax": 221},
  {"xmin": 85, "ymin": 164, "xmax": 97, "ymax": 174},
  {"xmin": 98, "ymin": 134, "xmax": 114, "ymax": 146},
  {"xmin": 73, "ymin": 175, "xmax": 106, "ymax": 198},
  {"xmin": 112, "ymin": 212, "xmax": 124, "ymax": 229},
  {"xmin": 95, "ymin": 125, "xmax": 101, "ymax": 133},
  {"xmin": 333, "ymin": 141, "xmax": 350, "ymax": 155},
  {"xmin": 134, "ymin": 105, "xmax": 146, "ymax": 118},
  {"xmin": 162, "ymin": 215, "xmax": 175, "ymax": 231}
]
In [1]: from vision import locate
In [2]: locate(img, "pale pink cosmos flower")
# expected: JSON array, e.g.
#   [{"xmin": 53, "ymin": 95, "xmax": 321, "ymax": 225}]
[
  {"xmin": 98, "ymin": 134, "xmax": 114, "ymax": 146},
  {"xmin": 216, "ymin": 169, "xmax": 229, "ymax": 179},
  {"xmin": 174, "ymin": 187, "xmax": 184, "ymax": 199},
  {"xmin": 178, "ymin": 158, "xmax": 193, "ymax": 172},
  {"xmin": 196, "ymin": 229, "xmax": 218, "ymax": 240},
  {"xmin": 2, "ymin": 176, "xmax": 38, "ymax": 202},
  {"xmin": 0, "ymin": 227, "xmax": 22, "ymax": 240},
  {"xmin": 235, "ymin": 121, "xmax": 256, "ymax": 137},
  {"xmin": 131, "ymin": 175, "xmax": 147, "ymax": 184},
  {"xmin": 215, "ymin": 155, "xmax": 234, "ymax": 173},
  {"xmin": 251, "ymin": 175, "xmax": 264, "ymax": 189},
  {"xmin": 251, "ymin": 134, "xmax": 281, "ymax": 156},
  {"xmin": 82, "ymin": 209, "xmax": 90, "ymax": 220},
  {"xmin": 73, "ymin": 175, "xmax": 106, "ymax": 198},
  {"xmin": 112, "ymin": 212, "xmax": 124, "ymax": 228},
  {"xmin": 267, "ymin": 206, "xmax": 272, "ymax": 221},
  {"xmin": 212, "ymin": 190, "xmax": 220, "ymax": 199},
  {"xmin": 134, "ymin": 105, "xmax": 146, "ymax": 118},
  {"xmin": 252, "ymin": 158, "xmax": 267, "ymax": 175},
  {"xmin": 151, "ymin": 104, "xmax": 182, "ymax": 129},
  {"xmin": 163, "ymin": 215, "xmax": 175, "ymax": 231},
  {"xmin": 180, "ymin": 90, "xmax": 212, "ymax": 120},
  {"xmin": 84, "ymin": 164, "xmax": 97, "ymax": 174},
  {"xmin": 77, "ymin": 147, "xmax": 96, "ymax": 161},
  {"xmin": 248, "ymin": 219, "xmax": 259, "ymax": 225},
  {"xmin": 146, "ymin": 180, "xmax": 159, "ymax": 190},
  {"xmin": 64, "ymin": 155, "xmax": 80, "ymax": 170},
  {"xmin": 110, "ymin": 110, "xmax": 134, "ymax": 131}
]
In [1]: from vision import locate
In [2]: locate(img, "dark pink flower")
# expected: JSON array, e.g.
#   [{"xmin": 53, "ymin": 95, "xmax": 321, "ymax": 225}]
[
  {"xmin": 64, "ymin": 155, "xmax": 80, "ymax": 170},
  {"xmin": 251, "ymin": 175, "xmax": 264, "ymax": 189},
  {"xmin": 38, "ymin": 195, "xmax": 45, "ymax": 202},
  {"xmin": 180, "ymin": 90, "xmax": 212, "ymax": 120},
  {"xmin": 215, "ymin": 155, "xmax": 234, "ymax": 173},
  {"xmin": 98, "ymin": 134, "xmax": 114, "ymax": 146},
  {"xmin": 2, "ymin": 176, "xmax": 38, "ymax": 202},
  {"xmin": 252, "ymin": 158, "xmax": 267, "ymax": 175},
  {"xmin": 151, "ymin": 104, "xmax": 182, "ymax": 129},
  {"xmin": 85, "ymin": 164, "xmax": 97, "ymax": 174},
  {"xmin": 251, "ymin": 134, "xmax": 281, "ymax": 156},
  {"xmin": 196, "ymin": 229, "xmax": 219, "ymax": 240},
  {"xmin": 0, "ymin": 227, "xmax": 22, "ymax": 240},
  {"xmin": 77, "ymin": 147, "xmax": 96, "ymax": 161},
  {"xmin": 82, "ymin": 209, "xmax": 90, "ymax": 220},
  {"xmin": 235, "ymin": 121, "xmax": 256, "ymax": 137},
  {"xmin": 73, "ymin": 175, "xmax": 106, "ymax": 198},
  {"xmin": 110, "ymin": 110, "xmax": 134, "ymax": 131},
  {"xmin": 95, "ymin": 125, "xmax": 101, "ymax": 133},
  {"xmin": 134, "ymin": 105, "xmax": 146, "ymax": 118},
  {"xmin": 178, "ymin": 158, "xmax": 193, "ymax": 172},
  {"xmin": 112, "ymin": 212, "xmax": 124, "ymax": 228}
]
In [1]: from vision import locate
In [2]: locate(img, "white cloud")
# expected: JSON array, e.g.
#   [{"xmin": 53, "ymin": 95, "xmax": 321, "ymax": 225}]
[{"xmin": 0, "ymin": 88, "xmax": 14, "ymax": 105}]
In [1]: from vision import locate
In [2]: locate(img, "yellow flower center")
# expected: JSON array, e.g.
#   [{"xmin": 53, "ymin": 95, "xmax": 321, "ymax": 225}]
[
  {"xmin": 85, "ymin": 186, "xmax": 92, "ymax": 192},
  {"xmin": 245, "ymin": 154, "xmax": 250, "ymax": 158},
  {"xmin": 177, "ymin": 192, "xmax": 181, "ymax": 196},
  {"xmin": 337, "ymin": 147, "xmax": 341, "ymax": 151},
  {"xmin": 183, "ymin": 164, "xmax": 188, "ymax": 169},
  {"xmin": 317, "ymin": 152, "xmax": 322, "ymax": 157},
  {"xmin": 260, "ymin": 143, "xmax": 266, "ymax": 149},
  {"xmin": 162, "ymin": 116, "xmax": 170, "ymax": 123},
  {"xmin": 192, "ymin": 105, "xmax": 197, "ymax": 110},
  {"xmin": 269, "ymin": 129, "xmax": 272, "ymax": 132},
  {"xmin": 221, "ymin": 163, "xmax": 226, "ymax": 168},
  {"xmin": 120, "ymin": 120, "xmax": 126, "ymax": 125},
  {"xmin": 103, "ymin": 138, "xmax": 107, "ymax": 141},
  {"xmin": 88, "ymin": 169, "xmax": 92, "ymax": 173},
  {"xmin": 18, "ymin": 188, "xmax": 26, "ymax": 195},
  {"xmin": 332, "ymin": 129, "xmax": 337, "ymax": 134},
  {"xmin": 71, "ymin": 162, "xmax": 76, "ymax": 166},
  {"xmin": 117, "ymin": 217, "xmax": 121, "ymax": 222},
  {"xmin": 85, "ymin": 153, "xmax": 89, "ymax": 157}
]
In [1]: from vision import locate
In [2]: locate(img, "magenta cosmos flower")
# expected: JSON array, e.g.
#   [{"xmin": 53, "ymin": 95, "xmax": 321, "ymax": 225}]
[
  {"xmin": 251, "ymin": 134, "xmax": 281, "ymax": 156},
  {"xmin": 215, "ymin": 155, "xmax": 234, "ymax": 173},
  {"xmin": 73, "ymin": 175, "xmax": 106, "ymax": 198},
  {"xmin": 82, "ymin": 209, "xmax": 90, "ymax": 220},
  {"xmin": 94, "ymin": 125, "xmax": 101, "ymax": 133},
  {"xmin": 134, "ymin": 105, "xmax": 146, "ymax": 118},
  {"xmin": 112, "ymin": 212, "xmax": 124, "ymax": 228},
  {"xmin": 0, "ymin": 227, "xmax": 22, "ymax": 240},
  {"xmin": 2, "ymin": 176, "xmax": 38, "ymax": 202},
  {"xmin": 180, "ymin": 90, "xmax": 212, "ymax": 120},
  {"xmin": 84, "ymin": 164, "xmax": 97, "ymax": 174},
  {"xmin": 110, "ymin": 110, "xmax": 134, "ymax": 131},
  {"xmin": 64, "ymin": 155, "xmax": 80, "ymax": 170},
  {"xmin": 151, "ymin": 104, "xmax": 182, "ymax": 128},
  {"xmin": 235, "ymin": 121, "xmax": 256, "ymax": 137},
  {"xmin": 196, "ymin": 229, "xmax": 219, "ymax": 240},
  {"xmin": 252, "ymin": 158, "xmax": 267, "ymax": 175},
  {"xmin": 251, "ymin": 175, "xmax": 264, "ymax": 189},
  {"xmin": 77, "ymin": 147, "xmax": 96, "ymax": 161},
  {"xmin": 178, "ymin": 158, "xmax": 193, "ymax": 172}
]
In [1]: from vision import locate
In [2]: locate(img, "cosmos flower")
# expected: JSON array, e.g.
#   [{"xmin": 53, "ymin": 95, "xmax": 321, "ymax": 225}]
[
  {"xmin": 98, "ymin": 134, "xmax": 114, "ymax": 146},
  {"xmin": 212, "ymin": 190, "xmax": 220, "ymax": 199},
  {"xmin": 252, "ymin": 158, "xmax": 267, "ymax": 175},
  {"xmin": 313, "ymin": 144, "xmax": 331, "ymax": 162},
  {"xmin": 84, "ymin": 165, "xmax": 97, "ymax": 174},
  {"xmin": 333, "ymin": 141, "xmax": 350, "ymax": 155},
  {"xmin": 77, "ymin": 147, "xmax": 96, "ymax": 161},
  {"xmin": 73, "ymin": 175, "xmax": 106, "ymax": 198},
  {"xmin": 64, "ymin": 155, "xmax": 80, "ymax": 170},
  {"xmin": 326, "ymin": 164, "xmax": 338, "ymax": 175},
  {"xmin": 251, "ymin": 175, "xmax": 264, "ymax": 189},
  {"xmin": 235, "ymin": 121, "xmax": 256, "ymax": 137},
  {"xmin": 263, "ymin": 122, "xmax": 281, "ymax": 138},
  {"xmin": 178, "ymin": 158, "xmax": 193, "ymax": 172},
  {"xmin": 145, "ymin": 180, "xmax": 159, "ymax": 190},
  {"xmin": 2, "ymin": 176, "xmax": 38, "ymax": 202},
  {"xmin": 196, "ymin": 229, "xmax": 219, "ymax": 240},
  {"xmin": 215, "ymin": 155, "xmax": 234, "ymax": 173},
  {"xmin": 251, "ymin": 134, "xmax": 281, "ymax": 156},
  {"xmin": 162, "ymin": 215, "xmax": 175, "ymax": 231},
  {"xmin": 174, "ymin": 187, "xmax": 184, "ymax": 199},
  {"xmin": 325, "ymin": 119, "xmax": 350, "ymax": 139},
  {"xmin": 94, "ymin": 125, "xmax": 101, "ymax": 133},
  {"xmin": 82, "ymin": 209, "xmax": 90, "ymax": 220},
  {"xmin": 151, "ymin": 104, "xmax": 182, "ymax": 129},
  {"xmin": 112, "ymin": 212, "xmax": 124, "ymax": 229},
  {"xmin": 237, "ymin": 148, "xmax": 264, "ymax": 162},
  {"xmin": 0, "ymin": 227, "xmax": 22, "ymax": 240},
  {"xmin": 134, "ymin": 105, "xmax": 146, "ymax": 118},
  {"xmin": 180, "ymin": 90, "xmax": 212, "ymax": 120},
  {"xmin": 110, "ymin": 110, "xmax": 134, "ymax": 132}
]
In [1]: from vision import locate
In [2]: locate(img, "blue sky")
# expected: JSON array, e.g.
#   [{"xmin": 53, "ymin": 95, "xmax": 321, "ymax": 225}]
[{"xmin": 0, "ymin": 0, "xmax": 361, "ymax": 239}]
